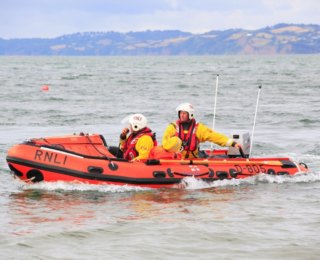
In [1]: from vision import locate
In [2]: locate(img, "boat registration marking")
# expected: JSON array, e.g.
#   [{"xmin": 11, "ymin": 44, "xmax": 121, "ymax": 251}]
[{"xmin": 234, "ymin": 164, "xmax": 267, "ymax": 174}]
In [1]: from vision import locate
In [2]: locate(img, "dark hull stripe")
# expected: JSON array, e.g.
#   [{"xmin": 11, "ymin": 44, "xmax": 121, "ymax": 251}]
[{"xmin": 7, "ymin": 156, "xmax": 216, "ymax": 185}]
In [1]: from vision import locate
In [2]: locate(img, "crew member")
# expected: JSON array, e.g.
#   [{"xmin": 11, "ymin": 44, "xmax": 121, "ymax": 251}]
[
  {"xmin": 120, "ymin": 113, "xmax": 157, "ymax": 161},
  {"xmin": 162, "ymin": 103, "xmax": 242, "ymax": 159}
]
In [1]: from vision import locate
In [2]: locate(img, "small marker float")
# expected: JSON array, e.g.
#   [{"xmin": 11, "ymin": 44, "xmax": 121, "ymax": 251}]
[{"xmin": 41, "ymin": 85, "xmax": 49, "ymax": 91}]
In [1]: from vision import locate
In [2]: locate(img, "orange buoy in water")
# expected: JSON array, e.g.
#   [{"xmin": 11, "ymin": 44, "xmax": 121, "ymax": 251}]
[{"xmin": 41, "ymin": 85, "xmax": 49, "ymax": 91}]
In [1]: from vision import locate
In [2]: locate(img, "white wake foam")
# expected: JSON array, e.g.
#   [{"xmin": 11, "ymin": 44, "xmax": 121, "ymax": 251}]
[
  {"xmin": 181, "ymin": 171, "xmax": 320, "ymax": 189},
  {"xmin": 12, "ymin": 170, "xmax": 320, "ymax": 192}
]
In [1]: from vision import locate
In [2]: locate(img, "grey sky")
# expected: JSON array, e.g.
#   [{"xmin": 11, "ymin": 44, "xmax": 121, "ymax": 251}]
[{"xmin": 1, "ymin": 0, "xmax": 319, "ymax": 39}]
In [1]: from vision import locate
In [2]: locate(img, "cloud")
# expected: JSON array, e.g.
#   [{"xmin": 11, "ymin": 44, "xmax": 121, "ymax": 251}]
[{"xmin": 0, "ymin": 0, "xmax": 319, "ymax": 39}]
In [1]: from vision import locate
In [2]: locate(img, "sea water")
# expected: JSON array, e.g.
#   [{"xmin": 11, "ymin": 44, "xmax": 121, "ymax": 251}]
[{"xmin": 0, "ymin": 56, "xmax": 319, "ymax": 259}]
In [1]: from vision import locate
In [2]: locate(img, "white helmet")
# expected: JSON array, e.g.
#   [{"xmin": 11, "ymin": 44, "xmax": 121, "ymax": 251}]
[
  {"xmin": 176, "ymin": 103, "xmax": 195, "ymax": 119},
  {"xmin": 128, "ymin": 113, "xmax": 147, "ymax": 131}
]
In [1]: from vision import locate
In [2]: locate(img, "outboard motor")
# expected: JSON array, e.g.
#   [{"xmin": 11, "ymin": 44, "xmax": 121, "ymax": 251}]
[{"xmin": 227, "ymin": 132, "xmax": 251, "ymax": 158}]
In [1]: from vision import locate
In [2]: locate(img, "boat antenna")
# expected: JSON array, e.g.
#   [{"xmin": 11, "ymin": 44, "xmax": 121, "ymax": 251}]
[
  {"xmin": 249, "ymin": 85, "xmax": 262, "ymax": 157},
  {"xmin": 210, "ymin": 74, "xmax": 219, "ymax": 152}
]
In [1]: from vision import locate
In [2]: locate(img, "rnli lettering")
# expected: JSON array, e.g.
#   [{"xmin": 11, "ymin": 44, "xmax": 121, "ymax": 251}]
[{"xmin": 34, "ymin": 149, "xmax": 67, "ymax": 165}]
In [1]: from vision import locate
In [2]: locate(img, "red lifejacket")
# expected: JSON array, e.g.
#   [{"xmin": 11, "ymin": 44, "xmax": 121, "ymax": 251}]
[
  {"xmin": 175, "ymin": 119, "xmax": 199, "ymax": 157},
  {"xmin": 123, "ymin": 127, "xmax": 157, "ymax": 160}
]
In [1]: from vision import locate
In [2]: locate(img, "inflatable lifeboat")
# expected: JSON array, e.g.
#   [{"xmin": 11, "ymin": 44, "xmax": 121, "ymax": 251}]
[{"xmin": 6, "ymin": 133, "xmax": 309, "ymax": 188}]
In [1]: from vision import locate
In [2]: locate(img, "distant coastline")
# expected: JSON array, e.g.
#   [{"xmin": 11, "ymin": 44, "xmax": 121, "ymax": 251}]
[{"xmin": 1, "ymin": 23, "xmax": 319, "ymax": 55}]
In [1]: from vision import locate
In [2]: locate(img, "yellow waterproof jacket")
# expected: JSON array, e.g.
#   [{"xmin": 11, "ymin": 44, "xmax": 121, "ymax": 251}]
[
  {"xmin": 162, "ymin": 122, "xmax": 233, "ymax": 159},
  {"xmin": 120, "ymin": 135, "xmax": 154, "ymax": 160}
]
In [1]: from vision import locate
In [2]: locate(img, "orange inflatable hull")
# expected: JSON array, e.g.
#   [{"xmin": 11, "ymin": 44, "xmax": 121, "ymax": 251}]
[{"xmin": 6, "ymin": 134, "xmax": 309, "ymax": 188}]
